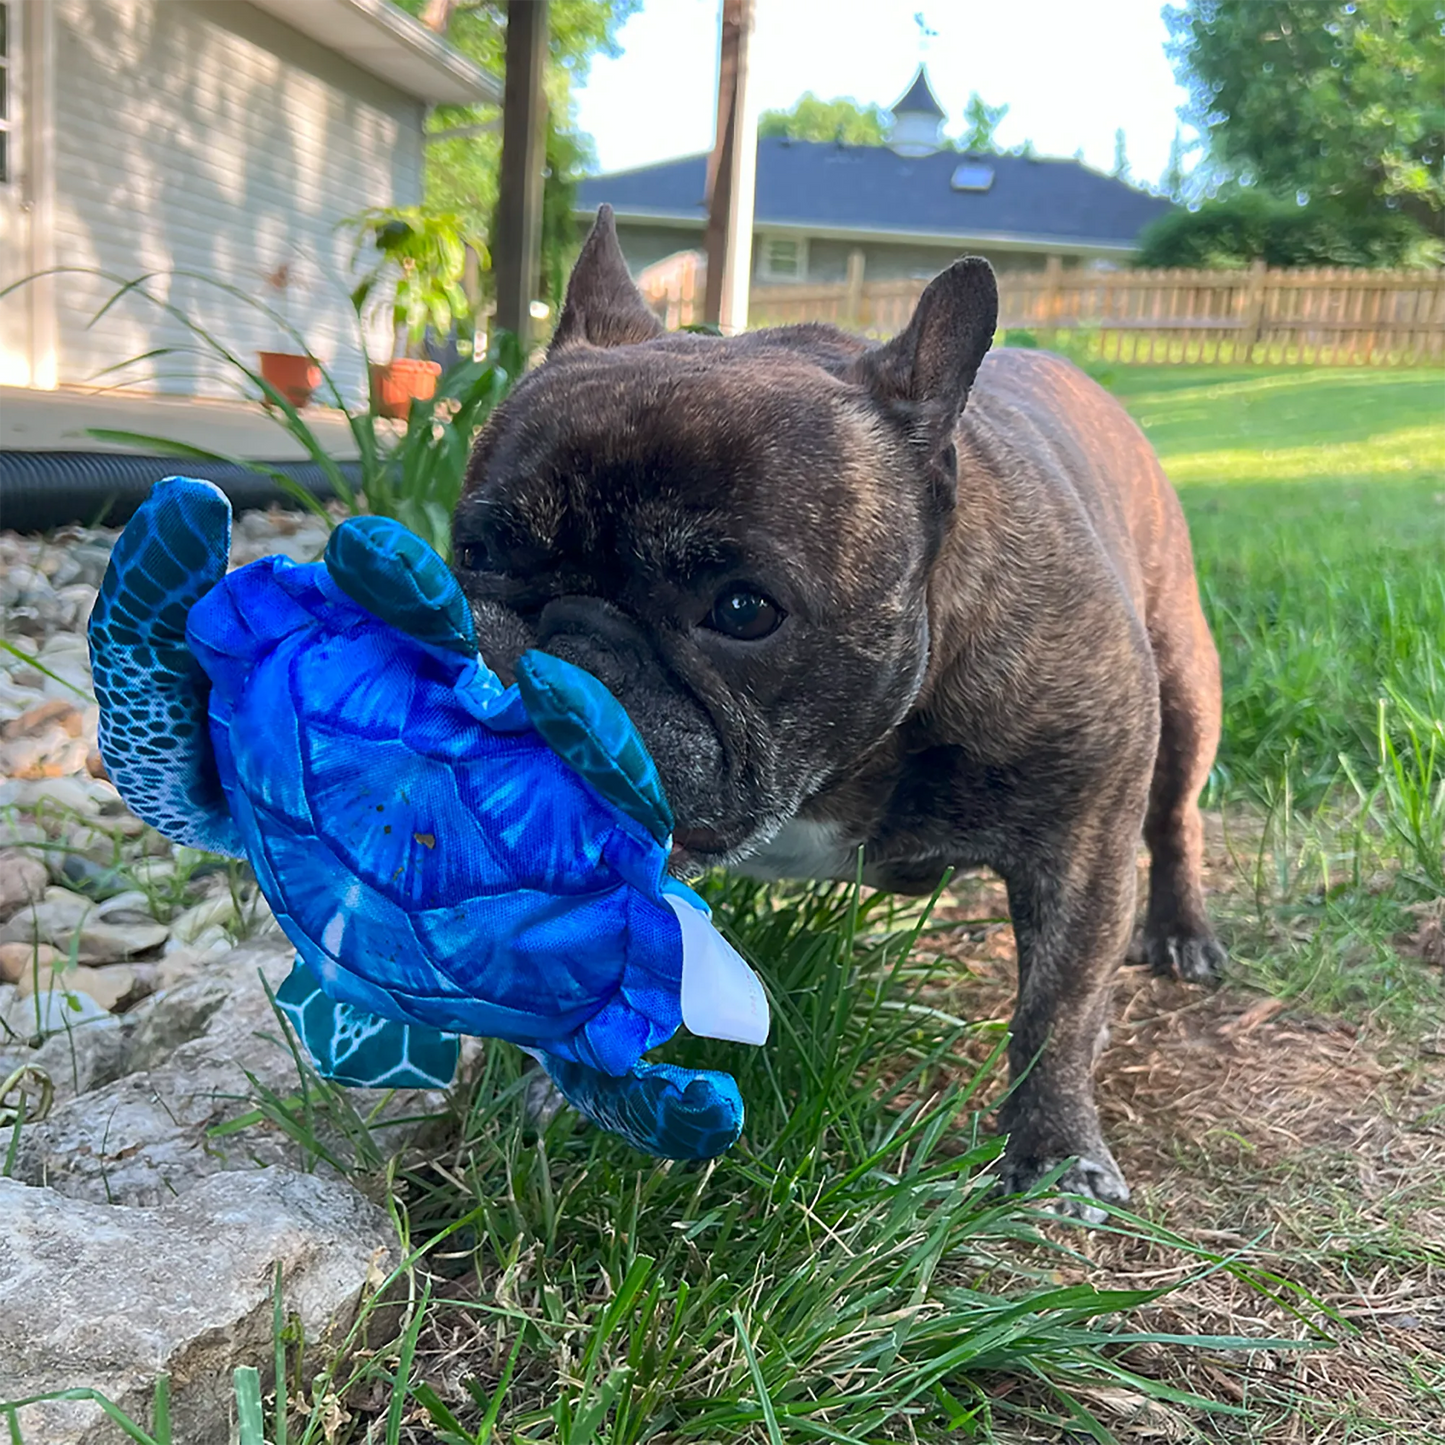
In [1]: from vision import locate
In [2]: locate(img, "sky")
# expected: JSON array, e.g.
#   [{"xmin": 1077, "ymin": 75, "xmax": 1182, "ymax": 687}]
[{"xmin": 573, "ymin": 0, "xmax": 1196, "ymax": 187}]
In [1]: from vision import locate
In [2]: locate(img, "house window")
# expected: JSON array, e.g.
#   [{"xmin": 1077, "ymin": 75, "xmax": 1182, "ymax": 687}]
[
  {"xmin": 0, "ymin": 4, "xmax": 11, "ymax": 185},
  {"xmin": 759, "ymin": 235, "xmax": 807, "ymax": 282}
]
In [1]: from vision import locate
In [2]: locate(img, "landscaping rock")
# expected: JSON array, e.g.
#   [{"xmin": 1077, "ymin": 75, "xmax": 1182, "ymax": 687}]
[
  {"xmin": 0, "ymin": 728, "xmax": 91, "ymax": 778},
  {"xmin": 8, "ymin": 946, "xmax": 304, "ymax": 1202},
  {"xmin": 0, "ymin": 887, "xmax": 168, "ymax": 964},
  {"xmin": 15, "ymin": 962, "xmax": 136, "ymax": 1012},
  {"xmin": 0, "ymin": 680, "xmax": 47, "ymax": 717},
  {"xmin": 56, "ymin": 853, "xmax": 134, "ymax": 899},
  {"xmin": 151, "ymin": 945, "xmax": 218, "ymax": 991},
  {"xmin": 0, "ymin": 1167, "xmax": 396, "ymax": 1445},
  {"xmin": 0, "ymin": 850, "xmax": 49, "ymax": 917},
  {"xmin": 0, "ymin": 562, "xmax": 48, "ymax": 607},
  {"xmin": 0, "ymin": 775, "xmax": 108, "ymax": 817},
  {"xmin": 53, "ymin": 582, "xmax": 98, "ymax": 630},
  {"xmin": 2, "ymin": 697, "xmax": 86, "ymax": 739},
  {"xmin": 169, "ymin": 892, "xmax": 239, "ymax": 944},
  {"xmin": 127, "ymin": 858, "xmax": 177, "ymax": 885},
  {"xmin": 2, "ymin": 940, "xmax": 451, "ymax": 1198},
  {"xmin": 163, "ymin": 921, "xmax": 235, "ymax": 959},
  {"xmin": 0, "ymin": 820, "xmax": 47, "ymax": 856},
  {"xmin": 0, "ymin": 941, "xmax": 61, "ymax": 984},
  {"xmin": 1, "ymin": 986, "xmax": 110, "ymax": 1040}
]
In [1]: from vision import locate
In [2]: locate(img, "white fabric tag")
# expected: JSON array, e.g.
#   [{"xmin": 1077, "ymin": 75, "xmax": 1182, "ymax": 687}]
[{"xmin": 666, "ymin": 893, "xmax": 771, "ymax": 1045}]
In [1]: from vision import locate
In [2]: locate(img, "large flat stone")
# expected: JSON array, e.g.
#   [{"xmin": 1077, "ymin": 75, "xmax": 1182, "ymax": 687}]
[
  {"xmin": 4, "ymin": 943, "xmax": 451, "ymax": 1204},
  {"xmin": 0, "ymin": 1168, "xmax": 396, "ymax": 1445},
  {"xmin": 9, "ymin": 946, "xmax": 315, "ymax": 1202}
]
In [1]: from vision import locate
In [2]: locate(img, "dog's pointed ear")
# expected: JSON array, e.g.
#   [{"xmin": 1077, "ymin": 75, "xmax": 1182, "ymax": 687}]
[
  {"xmin": 548, "ymin": 206, "xmax": 666, "ymax": 356},
  {"xmin": 850, "ymin": 258, "xmax": 997, "ymax": 495}
]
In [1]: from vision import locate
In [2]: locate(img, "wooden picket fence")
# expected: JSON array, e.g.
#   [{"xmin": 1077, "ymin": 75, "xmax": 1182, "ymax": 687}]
[{"xmin": 638, "ymin": 252, "xmax": 1445, "ymax": 365}]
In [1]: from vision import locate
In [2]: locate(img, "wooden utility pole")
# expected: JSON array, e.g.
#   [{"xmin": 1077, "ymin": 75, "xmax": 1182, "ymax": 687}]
[
  {"xmin": 702, "ymin": 0, "xmax": 757, "ymax": 334},
  {"xmin": 493, "ymin": 0, "xmax": 549, "ymax": 350}
]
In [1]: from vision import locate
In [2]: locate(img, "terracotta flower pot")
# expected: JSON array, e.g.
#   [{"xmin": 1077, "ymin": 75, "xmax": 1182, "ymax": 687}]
[
  {"xmin": 257, "ymin": 351, "xmax": 322, "ymax": 409},
  {"xmin": 369, "ymin": 359, "xmax": 442, "ymax": 420}
]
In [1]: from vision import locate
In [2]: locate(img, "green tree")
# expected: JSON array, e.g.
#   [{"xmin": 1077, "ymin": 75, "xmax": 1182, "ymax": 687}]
[
  {"xmin": 1165, "ymin": 0, "xmax": 1445, "ymax": 226},
  {"xmin": 958, "ymin": 92, "xmax": 1008, "ymax": 154},
  {"xmin": 1137, "ymin": 190, "xmax": 1441, "ymax": 267},
  {"xmin": 758, "ymin": 92, "xmax": 891, "ymax": 146},
  {"xmin": 390, "ymin": 0, "xmax": 641, "ymax": 308}
]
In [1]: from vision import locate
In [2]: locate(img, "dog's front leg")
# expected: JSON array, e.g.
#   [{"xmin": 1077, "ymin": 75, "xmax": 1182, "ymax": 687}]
[{"xmin": 993, "ymin": 798, "xmax": 1145, "ymax": 1223}]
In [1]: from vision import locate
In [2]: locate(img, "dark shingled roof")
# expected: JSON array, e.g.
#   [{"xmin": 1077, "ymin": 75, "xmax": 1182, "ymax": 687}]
[
  {"xmin": 892, "ymin": 65, "xmax": 946, "ymax": 120},
  {"xmin": 576, "ymin": 139, "xmax": 1173, "ymax": 249}
]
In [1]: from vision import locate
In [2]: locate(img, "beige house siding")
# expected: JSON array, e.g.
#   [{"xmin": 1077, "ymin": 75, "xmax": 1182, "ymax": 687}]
[
  {"xmin": 802, "ymin": 237, "xmax": 1053, "ymax": 283},
  {"xmin": 610, "ymin": 221, "xmax": 1067, "ymax": 295},
  {"xmin": 49, "ymin": 0, "xmax": 424, "ymax": 404},
  {"xmin": 607, "ymin": 223, "xmax": 705, "ymax": 279}
]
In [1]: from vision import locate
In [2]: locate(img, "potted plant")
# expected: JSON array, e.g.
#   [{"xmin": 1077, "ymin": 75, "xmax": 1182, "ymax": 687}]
[
  {"xmin": 345, "ymin": 207, "xmax": 485, "ymax": 419},
  {"xmin": 257, "ymin": 261, "xmax": 321, "ymax": 409}
]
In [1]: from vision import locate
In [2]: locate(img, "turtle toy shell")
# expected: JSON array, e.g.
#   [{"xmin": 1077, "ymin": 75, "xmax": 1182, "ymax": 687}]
[{"xmin": 88, "ymin": 477, "xmax": 769, "ymax": 1159}]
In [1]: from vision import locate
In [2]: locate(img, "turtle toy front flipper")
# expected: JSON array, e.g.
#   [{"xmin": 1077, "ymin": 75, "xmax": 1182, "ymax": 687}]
[
  {"xmin": 516, "ymin": 650, "xmax": 770, "ymax": 1049},
  {"xmin": 324, "ymin": 514, "xmax": 479, "ymax": 658},
  {"xmin": 87, "ymin": 477, "xmax": 244, "ymax": 856}
]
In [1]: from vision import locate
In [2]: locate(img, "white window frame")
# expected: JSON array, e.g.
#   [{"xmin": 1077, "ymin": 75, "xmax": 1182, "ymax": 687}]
[
  {"xmin": 757, "ymin": 233, "xmax": 809, "ymax": 283},
  {"xmin": 0, "ymin": 2, "xmax": 15, "ymax": 188}
]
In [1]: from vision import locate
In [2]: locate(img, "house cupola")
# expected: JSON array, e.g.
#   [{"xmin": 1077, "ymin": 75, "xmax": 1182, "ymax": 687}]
[{"xmin": 889, "ymin": 65, "xmax": 946, "ymax": 156}]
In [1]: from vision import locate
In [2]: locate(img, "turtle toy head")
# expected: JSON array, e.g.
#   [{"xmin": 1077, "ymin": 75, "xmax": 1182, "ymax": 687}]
[{"xmin": 88, "ymin": 477, "xmax": 770, "ymax": 1160}]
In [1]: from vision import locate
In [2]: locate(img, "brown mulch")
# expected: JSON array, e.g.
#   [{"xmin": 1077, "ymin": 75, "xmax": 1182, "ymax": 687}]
[{"xmin": 918, "ymin": 815, "xmax": 1445, "ymax": 1443}]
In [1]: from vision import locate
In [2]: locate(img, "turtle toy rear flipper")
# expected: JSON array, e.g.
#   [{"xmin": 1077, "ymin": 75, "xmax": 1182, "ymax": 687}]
[
  {"xmin": 275, "ymin": 956, "xmax": 744, "ymax": 1158},
  {"xmin": 276, "ymin": 956, "xmax": 461, "ymax": 1092},
  {"xmin": 87, "ymin": 477, "xmax": 244, "ymax": 856},
  {"xmin": 536, "ymin": 1051, "xmax": 745, "ymax": 1161}
]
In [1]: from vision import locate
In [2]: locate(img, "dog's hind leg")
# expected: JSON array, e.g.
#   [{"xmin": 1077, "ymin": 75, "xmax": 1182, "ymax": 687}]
[{"xmin": 1141, "ymin": 570, "xmax": 1227, "ymax": 985}]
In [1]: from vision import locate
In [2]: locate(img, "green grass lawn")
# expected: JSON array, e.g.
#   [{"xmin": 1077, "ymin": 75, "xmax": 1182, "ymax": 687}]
[
  {"xmin": 8, "ymin": 365, "xmax": 1443, "ymax": 1444},
  {"xmin": 1092, "ymin": 367, "xmax": 1445, "ymax": 1443},
  {"xmin": 1112, "ymin": 367, "xmax": 1444, "ymax": 799},
  {"xmin": 1108, "ymin": 367, "xmax": 1445, "ymax": 1031}
]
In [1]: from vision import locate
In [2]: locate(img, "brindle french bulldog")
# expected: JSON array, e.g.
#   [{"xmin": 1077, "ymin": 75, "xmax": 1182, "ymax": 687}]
[{"xmin": 455, "ymin": 206, "xmax": 1225, "ymax": 1218}]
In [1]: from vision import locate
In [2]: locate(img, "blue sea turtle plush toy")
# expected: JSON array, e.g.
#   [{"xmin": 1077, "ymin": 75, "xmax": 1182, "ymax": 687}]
[{"xmin": 87, "ymin": 477, "xmax": 769, "ymax": 1160}]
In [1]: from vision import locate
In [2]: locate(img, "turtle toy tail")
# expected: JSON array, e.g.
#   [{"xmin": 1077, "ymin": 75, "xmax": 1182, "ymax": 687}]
[{"xmin": 88, "ymin": 477, "xmax": 244, "ymax": 855}]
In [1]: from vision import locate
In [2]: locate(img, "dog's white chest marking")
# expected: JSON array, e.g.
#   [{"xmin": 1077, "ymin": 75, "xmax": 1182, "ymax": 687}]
[{"xmin": 734, "ymin": 818, "xmax": 858, "ymax": 883}]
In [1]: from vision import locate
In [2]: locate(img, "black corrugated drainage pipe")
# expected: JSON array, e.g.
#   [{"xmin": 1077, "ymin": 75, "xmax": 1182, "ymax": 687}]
[{"xmin": 0, "ymin": 453, "xmax": 358, "ymax": 533}]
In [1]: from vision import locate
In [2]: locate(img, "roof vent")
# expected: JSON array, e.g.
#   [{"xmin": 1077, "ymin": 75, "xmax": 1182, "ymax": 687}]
[{"xmin": 951, "ymin": 162, "xmax": 995, "ymax": 192}]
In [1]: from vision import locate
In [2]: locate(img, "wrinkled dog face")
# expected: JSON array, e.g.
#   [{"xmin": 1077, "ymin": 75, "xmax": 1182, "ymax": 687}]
[{"xmin": 454, "ymin": 210, "xmax": 996, "ymax": 867}]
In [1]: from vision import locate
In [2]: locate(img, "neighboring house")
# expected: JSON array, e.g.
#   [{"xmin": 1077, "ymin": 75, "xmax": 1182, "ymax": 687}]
[
  {"xmin": 576, "ymin": 65, "xmax": 1173, "ymax": 290},
  {"xmin": 0, "ymin": 0, "xmax": 497, "ymax": 402}
]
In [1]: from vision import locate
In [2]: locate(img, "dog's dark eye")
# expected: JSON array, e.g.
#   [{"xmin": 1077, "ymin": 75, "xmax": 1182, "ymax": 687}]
[{"xmin": 707, "ymin": 586, "xmax": 784, "ymax": 641}]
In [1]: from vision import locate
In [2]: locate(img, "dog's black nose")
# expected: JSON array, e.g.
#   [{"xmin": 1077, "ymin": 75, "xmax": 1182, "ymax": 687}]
[
  {"xmin": 537, "ymin": 595, "xmax": 639, "ymax": 647},
  {"xmin": 535, "ymin": 596, "xmax": 653, "ymax": 695}
]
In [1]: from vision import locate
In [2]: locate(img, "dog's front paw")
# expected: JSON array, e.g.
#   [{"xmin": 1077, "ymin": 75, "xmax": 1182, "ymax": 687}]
[
  {"xmin": 995, "ymin": 1143, "xmax": 1130, "ymax": 1226},
  {"xmin": 1145, "ymin": 925, "xmax": 1227, "ymax": 985}
]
